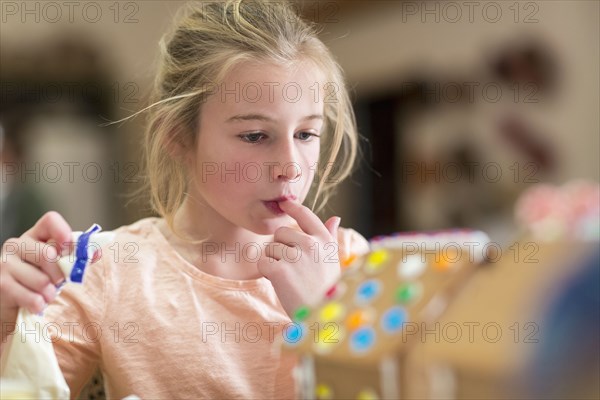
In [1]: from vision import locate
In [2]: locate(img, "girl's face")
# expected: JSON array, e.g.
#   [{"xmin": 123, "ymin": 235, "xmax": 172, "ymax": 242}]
[{"xmin": 189, "ymin": 60, "xmax": 326, "ymax": 234}]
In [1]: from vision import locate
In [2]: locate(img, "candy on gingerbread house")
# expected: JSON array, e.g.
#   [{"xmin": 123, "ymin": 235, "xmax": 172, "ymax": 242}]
[{"xmin": 282, "ymin": 230, "xmax": 492, "ymax": 399}]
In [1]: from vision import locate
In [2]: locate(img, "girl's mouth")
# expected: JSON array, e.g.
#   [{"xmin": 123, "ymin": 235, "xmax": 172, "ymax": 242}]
[
  {"xmin": 263, "ymin": 201, "xmax": 285, "ymax": 215},
  {"xmin": 262, "ymin": 194, "xmax": 296, "ymax": 215}
]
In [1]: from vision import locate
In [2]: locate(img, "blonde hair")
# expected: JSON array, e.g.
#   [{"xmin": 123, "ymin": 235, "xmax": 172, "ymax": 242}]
[{"xmin": 140, "ymin": 0, "xmax": 361, "ymax": 237}]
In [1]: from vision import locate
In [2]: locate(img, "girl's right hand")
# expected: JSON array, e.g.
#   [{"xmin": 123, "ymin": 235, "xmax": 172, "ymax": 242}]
[{"xmin": 0, "ymin": 211, "xmax": 72, "ymax": 316}]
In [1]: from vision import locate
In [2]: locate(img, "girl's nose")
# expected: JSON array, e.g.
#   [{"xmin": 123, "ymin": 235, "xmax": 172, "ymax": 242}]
[
  {"xmin": 272, "ymin": 161, "xmax": 301, "ymax": 182},
  {"xmin": 271, "ymin": 141, "xmax": 302, "ymax": 182}
]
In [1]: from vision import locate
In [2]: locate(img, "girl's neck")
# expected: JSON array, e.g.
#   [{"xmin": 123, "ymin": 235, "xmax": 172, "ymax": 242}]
[
  {"xmin": 175, "ymin": 195, "xmax": 272, "ymax": 244},
  {"xmin": 159, "ymin": 196, "xmax": 272, "ymax": 280}
]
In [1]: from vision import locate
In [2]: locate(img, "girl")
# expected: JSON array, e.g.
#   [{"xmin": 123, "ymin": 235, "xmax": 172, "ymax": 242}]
[{"xmin": 0, "ymin": 1, "xmax": 370, "ymax": 398}]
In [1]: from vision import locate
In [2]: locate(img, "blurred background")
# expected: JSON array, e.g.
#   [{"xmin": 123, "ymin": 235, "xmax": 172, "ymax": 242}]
[{"xmin": 1, "ymin": 0, "xmax": 598, "ymax": 244}]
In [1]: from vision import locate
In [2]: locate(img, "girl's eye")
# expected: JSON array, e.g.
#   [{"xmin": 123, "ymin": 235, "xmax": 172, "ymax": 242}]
[
  {"xmin": 239, "ymin": 132, "xmax": 266, "ymax": 143},
  {"xmin": 239, "ymin": 131, "xmax": 320, "ymax": 144},
  {"xmin": 296, "ymin": 131, "xmax": 320, "ymax": 141}
]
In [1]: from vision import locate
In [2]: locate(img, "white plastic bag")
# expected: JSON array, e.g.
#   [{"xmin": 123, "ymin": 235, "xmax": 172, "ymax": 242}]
[
  {"xmin": 1, "ymin": 308, "xmax": 70, "ymax": 399},
  {"xmin": 0, "ymin": 224, "xmax": 114, "ymax": 399}
]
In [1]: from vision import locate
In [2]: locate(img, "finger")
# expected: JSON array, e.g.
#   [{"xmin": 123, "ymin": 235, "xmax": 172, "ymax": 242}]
[
  {"xmin": 15, "ymin": 236, "xmax": 65, "ymax": 284},
  {"xmin": 274, "ymin": 227, "xmax": 314, "ymax": 250},
  {"xmin": 24, "ymin": 211, "xmax": 72, "ymax": 254},
  {"xmin": 1, "ymin": 275, "xmax": 47, "ymax": 314},
  {"xmin": 287, "ymin": 221, "xmax": 303, "ymax": 232},
  {"xmin": 257, "ymin": 254, "xmax": 281, "ymax": 279},
  {"xmin": 277, "ymin": 200, "xmax": 327, "ymax": 237},
  {"xmin": 9, "ymin": 260, "xmax": 57, "ymax": 304},
  {"xmin": 91, "ymin": 248, "xmax": 102, "ymax": 264},
  {"xmin": 324, "ymin": 216, "xmax": 341, "ymax": 238},
  {"xmin": 264, "ymin": 242, "xmax": 286, "ymax": 261}
]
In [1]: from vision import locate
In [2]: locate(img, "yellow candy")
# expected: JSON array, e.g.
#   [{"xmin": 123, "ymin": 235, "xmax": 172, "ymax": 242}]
[
  {"xmin": 315, "ymin": 383, "xmax": 333, "ymax": 400},
  {"xmin": 356, "ymin": 388, "xmax": 379, "ymax": 400},
  {"xmin": 367, "ymin": 249, "xmax": 388, "ymax": 265},
  {"xmin": 319, "ymin": 302, "xmax": 345, "ymax": 322}
]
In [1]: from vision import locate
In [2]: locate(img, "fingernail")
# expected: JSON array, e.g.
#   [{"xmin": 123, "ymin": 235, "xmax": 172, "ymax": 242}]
[{"xmin": 335, "ymin": 217, "xmax": 342, "ymax": 230}]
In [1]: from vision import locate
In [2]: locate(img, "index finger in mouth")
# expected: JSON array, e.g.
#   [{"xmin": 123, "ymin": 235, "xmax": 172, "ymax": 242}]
[{"xmin": 277, "ymin": 200, "xmax": 327, "ymax": 237}]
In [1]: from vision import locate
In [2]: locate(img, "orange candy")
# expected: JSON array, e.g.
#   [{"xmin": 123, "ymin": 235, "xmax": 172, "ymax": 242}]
[
  {"xmin": 341, "ymin": 254, "xmax": 357, "ymax": 268},
  {"xmin": 433, "ymin": 247, "xmax": 460, "ymax": 270},
  {"xmin": 346, "ymin": 309, "xmax": 372, "ymax": 330}
]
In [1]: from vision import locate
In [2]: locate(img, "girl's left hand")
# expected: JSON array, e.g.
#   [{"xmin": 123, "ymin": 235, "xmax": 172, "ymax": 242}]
[{"xmin": 257, "ymin": 200, "xmax": 341, "ymax": 318}]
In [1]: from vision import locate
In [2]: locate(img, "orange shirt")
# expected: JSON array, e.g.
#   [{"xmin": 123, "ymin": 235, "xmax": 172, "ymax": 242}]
[{"xmin": 44, "ymin": 217, "xmax": 370, "ymax": 399}]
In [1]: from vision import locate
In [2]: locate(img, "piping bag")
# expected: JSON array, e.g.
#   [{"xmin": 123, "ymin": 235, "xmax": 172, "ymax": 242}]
[{"xmin": 0, "ymin": 224, "xmax": 115, "ymax": 399}]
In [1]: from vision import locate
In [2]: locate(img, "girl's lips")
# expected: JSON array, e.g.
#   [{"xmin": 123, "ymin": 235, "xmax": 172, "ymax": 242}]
[
  {"xmin": 263, "ymin": 200, "xmax": 285, "ymax": 215},
  {"xmin": 262, "ymin": 195, "xmax": 296, "ymax": 215},
  {"xmin": 265, "ymin": 194, "xmax": 297, "ymax": 202}
]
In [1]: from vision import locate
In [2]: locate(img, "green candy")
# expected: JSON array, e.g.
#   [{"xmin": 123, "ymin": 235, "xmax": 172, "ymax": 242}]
[{"xmin": 294, "ymin": 305, "xmax": 310, "ymax": 321}]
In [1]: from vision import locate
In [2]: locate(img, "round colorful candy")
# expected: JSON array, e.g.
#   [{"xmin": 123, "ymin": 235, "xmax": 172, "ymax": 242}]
[
  {"xmin": 315, "ymin": 383, "xmax": 334, "ymax": 400},
  {"xmin": 341, "ymin": 253, "xmax": 358, "ymax": 268},
  {"xmin": 356, "ymin": 388, "xmax": 379, "ymax": 400},
  {"xmin": 395, "ymin": 282, "xmax": 423, "ymax": 304},
  {"xmin": 325, "ymin": 281, "xmax": 347, "ymax": 300},
  {"xmin": 319, "ymin": 301, "xmax": 345, "ymax": 322},
  {"xmin": 433, "ymin": 246, "xmax": 460, "ymax": 270},
  {"xmin": 381, "ymin": 306, "xmax": 408, "ymax": 334},
  {"xmin": 355, "ymin": 279, "xmax": 382, "ymax": 305},
  {"xmin": 346, "ymin": 308, "xmax": 374, "ymax": 331},
  {"xmin": 396, "ymin": 254, "xmax": 426, "ymax": 279},
  {"xmin": 364, "ymin": 249, "xmax": 389, "ymax": 273},
  {"xmin": 293, "ymin": 305, "xmax": 310, "ymax": 322},
  {"xmin": 282, "ymin": 322, "xmax": 305, "ymax": 345},
  {"xmin": 350, "ymin": 326, "xmax": 376, "ymax": 354}
]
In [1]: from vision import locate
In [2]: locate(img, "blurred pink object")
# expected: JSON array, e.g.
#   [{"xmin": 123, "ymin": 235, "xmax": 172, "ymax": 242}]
[{"xmin": 515, "ymin": 180, "xmax": 600, "ymax": 240}]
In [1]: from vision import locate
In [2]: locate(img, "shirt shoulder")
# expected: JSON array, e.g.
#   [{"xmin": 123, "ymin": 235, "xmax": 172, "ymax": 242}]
[{"xmin": 97, "ymin": 217, "xmax": 164, "ymax": 265}]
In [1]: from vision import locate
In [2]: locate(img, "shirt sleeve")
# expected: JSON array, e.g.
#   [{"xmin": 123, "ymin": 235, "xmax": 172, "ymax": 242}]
[
  {"xmin": 43, "ymin": 250, "xmax": 106, "ymax": 399},
  {"xmin": 337, "ymin": 227, "xmax": 371, "ymax": 262}
]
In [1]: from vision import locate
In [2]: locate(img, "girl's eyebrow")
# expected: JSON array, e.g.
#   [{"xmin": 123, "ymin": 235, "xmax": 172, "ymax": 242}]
[{"xmin": 226, "ymin": 113, "xmax": 323, "ymax": 123}]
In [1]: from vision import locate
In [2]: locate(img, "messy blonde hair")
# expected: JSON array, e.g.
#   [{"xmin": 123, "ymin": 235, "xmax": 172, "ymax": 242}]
[{"xmin": 141, "ymin": 0, "xmax": 360, "ymax": 236}]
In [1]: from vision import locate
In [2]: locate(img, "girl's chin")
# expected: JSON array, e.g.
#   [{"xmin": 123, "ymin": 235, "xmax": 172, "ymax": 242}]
[{"xmin": 251, "ymin": 216, "xmax": 297, "ymax": 235}]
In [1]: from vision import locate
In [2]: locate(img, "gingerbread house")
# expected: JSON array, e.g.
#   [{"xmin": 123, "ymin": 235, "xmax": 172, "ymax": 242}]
[
  {"xmin": 282, "ymin": 226, "xmax": 599, "ymax": 399},
  {"xmin": 282, "ymin": 230, "xmax": 493, "ymax": 399}
]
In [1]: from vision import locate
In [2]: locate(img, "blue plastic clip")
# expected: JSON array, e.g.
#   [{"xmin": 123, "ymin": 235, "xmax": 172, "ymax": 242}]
[{"xmin": 70, "ymin": 224, "xmax": 102, "ymax": 283}]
